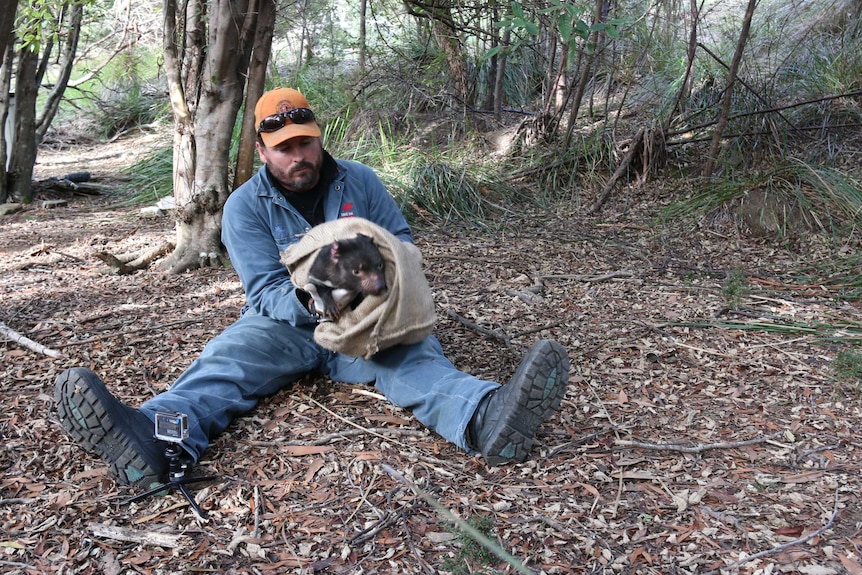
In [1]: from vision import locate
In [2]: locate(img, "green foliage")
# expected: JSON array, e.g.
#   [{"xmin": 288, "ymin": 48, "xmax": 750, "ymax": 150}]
[
  {"xmin": 722, "ymin": 269, "xmax": 750, "ymax": 309},
  {"xmin": 15, "ymin": 0, "xmax": 92, "ymax": 52},
  {"xmin": 320, "ymin": 107, "xmax": 517, "ymax": 227},
  {"xmin": 400, "ymin": 160, "xmax": 488, "ymax": 226},
  {"xmin": 492, "ymin": 0, "xmax": 628, "ymax": 59},
  {"xmin": 795, "ymin": 250, "xmax": 862, "ymax": 301},
  {"xmin": 94, "ymin": 82, "xmax": 169, "ymax": 139},
  {"xmin": 441, "ymin": 515, "xmax": 502, "ymax": 575},
  {"xmin": 61, "ymin": 0, "xmax": 861, "ymax": 235},
  {"xmin": 115, "ymin": 143, "xmax": 173, "ymax": 207},
  {"xmin": 62, "ymin": 45, "xmax": 170, "ymax": 138},
  {"xmin": 507, "ymin": 128, "xmax": 616, "ymax": 209},
  {"xmin": 831, "ymin": 349, "xmax": 862, "ymax": 393}
]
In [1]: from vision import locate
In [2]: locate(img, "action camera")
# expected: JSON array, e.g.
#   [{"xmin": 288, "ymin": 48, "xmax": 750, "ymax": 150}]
[{"xmin": 154, "ymin": 411, "xmax": 189, "ymax": 443}]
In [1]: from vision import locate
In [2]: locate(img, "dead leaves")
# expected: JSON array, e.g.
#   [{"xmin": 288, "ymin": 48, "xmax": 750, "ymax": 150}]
[{"xmin": 2, "ymin": 187, "xmax": 862, "ymax": 573}]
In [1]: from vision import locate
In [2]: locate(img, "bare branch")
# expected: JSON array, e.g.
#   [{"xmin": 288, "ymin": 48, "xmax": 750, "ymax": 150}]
[
  {"xmin": 614, "ymin": 432, "xmax": 784, "ymax": 453},
  {"xmin": 0, "ymin": 321, "xmax": 62, "ymax": 359}
]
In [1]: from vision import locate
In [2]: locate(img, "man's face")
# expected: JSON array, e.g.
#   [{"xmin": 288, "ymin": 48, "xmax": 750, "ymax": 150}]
[{"xmin": 256, "ymin": 136, "xmax": 324, "ymax": 192}]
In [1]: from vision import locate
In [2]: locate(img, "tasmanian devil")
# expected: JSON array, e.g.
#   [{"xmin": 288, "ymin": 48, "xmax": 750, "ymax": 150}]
[{"xmin": 305, "ymin": 233, "xmax": 387, "ymax": 320}]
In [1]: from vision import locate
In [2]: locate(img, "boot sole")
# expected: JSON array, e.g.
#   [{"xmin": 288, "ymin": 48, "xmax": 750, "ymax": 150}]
[
  {"xmin": 483, "ymin": 340, "xmax": 570, "ymax": 466},
  {"xmin": 54, "ymin": 368, "xmax": 163, "ymax": 488}
]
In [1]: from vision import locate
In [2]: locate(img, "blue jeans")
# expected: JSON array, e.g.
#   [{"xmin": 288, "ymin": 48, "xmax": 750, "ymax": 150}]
[{"xmin": 138, "ymin": 314, "xmax": 499, "ymax": 460}]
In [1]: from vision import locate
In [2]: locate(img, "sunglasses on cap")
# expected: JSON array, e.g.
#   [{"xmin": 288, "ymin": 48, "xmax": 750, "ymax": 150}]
[{"xmin": 257, "ymin": 108, "xmax": 316, "ymax": 133}]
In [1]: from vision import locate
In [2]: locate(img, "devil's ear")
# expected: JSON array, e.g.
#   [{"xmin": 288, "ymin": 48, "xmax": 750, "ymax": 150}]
[{"xmin": 329, "ymin": 241, "xmax": 341, "ymax": 262}]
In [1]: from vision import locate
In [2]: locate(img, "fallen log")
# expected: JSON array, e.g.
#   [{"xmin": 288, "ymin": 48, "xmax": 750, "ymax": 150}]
[
  {"xmin": 0, "ymin": 321, "xmax": 63, "ymax": 359},
  {"xmin": 88, "ymin": 522, "xmax": 188, "ymax": 548}
]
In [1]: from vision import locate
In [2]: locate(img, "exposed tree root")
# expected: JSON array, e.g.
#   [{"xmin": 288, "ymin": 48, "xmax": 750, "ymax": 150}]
[
  {"xmin": 93, "ymin": 241, "xmax": 175, "ymax": 275},
  {"xmin": 157, "ymin": 248, "xmax": 225, "ymax": 274}
]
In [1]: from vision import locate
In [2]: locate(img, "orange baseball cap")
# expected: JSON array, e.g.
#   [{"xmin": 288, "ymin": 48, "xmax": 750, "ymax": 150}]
[{"xmin": 254, "ymin": 88, "xmax": 321, "ymax": 147}]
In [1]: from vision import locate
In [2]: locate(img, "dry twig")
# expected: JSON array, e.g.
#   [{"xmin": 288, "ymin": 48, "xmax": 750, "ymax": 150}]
[
  {"xmin": 443, "ymin": 307, "xmax": 514, "ymax": 348},
  {"xmin": 614, "ymin": 432, "xmax": 784, "ymax": 453},
  {"xmin": 308, "ymin": 427, "xmax": 428, "ymax": 446},
  {"xmin": 300, "ymin": 394, "xmax": 417, "ymax": 449},
  {"xmin": 702, "ymin": 489, "xmax": 842, "ymax": 575}
]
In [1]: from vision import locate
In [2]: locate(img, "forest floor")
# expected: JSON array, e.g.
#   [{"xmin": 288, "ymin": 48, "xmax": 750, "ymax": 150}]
[{"xmin": 1, "ymin": 128, "xmax": 861, "ymax": 575}]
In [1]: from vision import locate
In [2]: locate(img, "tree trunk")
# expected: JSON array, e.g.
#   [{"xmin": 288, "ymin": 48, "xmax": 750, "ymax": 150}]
[
  {"xmin": 0, "ymin": 1, "xmax": 15, "ymax": 63},
  {"xmin": 0, "ymin": 0, "xmax": 16, "ymax": 202},
  {"xmin": 36, "ymin": 2, "xmax": 82, "ymax": 141},
  {"xmin": 430, "ymin": 17, "xmax": 470, "ymax": 105},
  {"xmin": 359, "ymin": 0, "xmax": 367, "ymax": 72},
  {"xmin": 702, "ymin": 0, "xmax": 757, "ymax": 178},
  {"xmin": 0, "ymin": 42, "xmax": 13, "ymax": 204},
  {"xmin": 564, "ymin": 0, "xmax": 605, "ymax": 146},
  {"xmin": 234, "ymin": 0, "xmax": 275, "ymax": 190},
  {"xmin": 493, "ymin": 28, "xmax": 510, "ymax": 117},
  {"xmin": 7, "ymin": 45, "xmax": 37, "ymax": 203},
  {"xmin": 483, "ymin": 3, "xmax": 499, "ymax": 111},
  {"xmin": 160, "ymin": 0, "xmax": 268, "ymax": 274},
  {"xmin": 404, "ymin": 0, "xmax": 471, "ymax": 107},
  {"xmin": 3, "ymin": 1, "xmax": 81, "ymax": 204}
]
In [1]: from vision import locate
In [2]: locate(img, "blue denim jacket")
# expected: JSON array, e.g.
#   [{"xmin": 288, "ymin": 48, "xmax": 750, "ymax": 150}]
[{"xmin": 222, "ymin": 160, "xmax": 413, "ymax": 325}]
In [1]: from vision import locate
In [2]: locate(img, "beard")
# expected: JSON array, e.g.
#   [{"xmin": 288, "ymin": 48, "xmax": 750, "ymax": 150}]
[{"xmin": 282, "ymin": 162, "xmax": 319, "ymax": 191}]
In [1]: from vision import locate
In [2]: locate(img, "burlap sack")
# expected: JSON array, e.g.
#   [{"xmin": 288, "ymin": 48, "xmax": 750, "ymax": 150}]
[{"xmin": 281, "ymin": 218, "xmax": 436, "ymax": 358}]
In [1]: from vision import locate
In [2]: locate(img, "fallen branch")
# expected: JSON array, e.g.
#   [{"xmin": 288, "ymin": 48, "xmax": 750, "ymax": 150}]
[
  {"xmin": 539, "ymin": 270, "xmax": 634, "ymax": 282},
  {"xmin": 244, "ymin": 427, "xmax": 428, "ymax": 447},
  {"xmin": 443, "ymin": 308, "xmax": 514, "ymax": 349},
  {"xmin": 591, "ymin": 126, "xmax": 645, "ymax": 214},
  {"xmin": 666, "ymin": 89, "xmax": 862, "ymax": 139},
  {"xmin": 0, "ymin": 560, "xmax": 33, "ymax": 570},
  {"xmin": 308, "ymin": 427, "xmax": 429, "ymax": 446},
  {"xmin": 382, "ymin": 464, "xmax": 536, "ymax": 575},
  {"xmin": 253, "ymin": 485, "xmax": 261, "ymax": 538},
  {"xmin": 300, "ymin": 394, "xmax": 416, "ymax": 450},
  {"xmin": 614, "ymin": 432, "xmax": 783, "ymax": 453},
  {"xmin": 702, "ymin": 489, "xmax": 841, "ymax": 575},
  {"xmin": 348, "ymin": 510, "xmax": 399, "ymax": 545},
  {"xmin": 511, "ymin": 320, "xmax": 567, "ymax": 338},
  {"xmin": 0, "ymin": 321, "xmax": 63, "ymax": 359},
  {"xmin": 54, "ymin": 316, "xmax": 222, "ymax": 349},
  {"xmin": 595, "ymin": 223, "xmax": 653, "ymax": 231},
  {"xmin": 88, "ymin": 522, "xmax": 187, "ymax": 548}
]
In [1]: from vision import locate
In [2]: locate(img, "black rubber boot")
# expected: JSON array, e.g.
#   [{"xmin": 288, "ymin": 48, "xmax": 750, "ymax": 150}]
[
  {"xmin": 468, "ymin": 340, "xmax": 569, "ymax": 466},
  {"xmin": 54, "ymin": 367, "xmax": 169, "ymax": 489}
]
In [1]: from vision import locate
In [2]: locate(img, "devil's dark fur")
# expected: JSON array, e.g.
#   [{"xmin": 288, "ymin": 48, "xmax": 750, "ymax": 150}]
[{"xmin": 307, "ymin": 234, "xmax": 387, "ymax": 320}]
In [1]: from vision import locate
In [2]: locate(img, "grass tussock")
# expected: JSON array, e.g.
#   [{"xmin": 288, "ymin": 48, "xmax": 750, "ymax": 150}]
[
  {"xmin": 396, "ymin": 159, "xmax": 509, "ymax": 227},
  {"xmin": 831, "ymin": 349, "xmax": 862, "ymax": 394},
  {"xmin": 664, "ymin": 159, "xmax": 862, "ymax": 239},
  {"xmin": 116, "ymin": 144, "xmax": 173, "ymax": 207}
]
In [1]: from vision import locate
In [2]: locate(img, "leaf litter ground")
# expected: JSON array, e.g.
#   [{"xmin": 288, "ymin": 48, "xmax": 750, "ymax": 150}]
[{"xmin": 1, "ymin": 133, "xmax": 861, "ymax": 575}]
